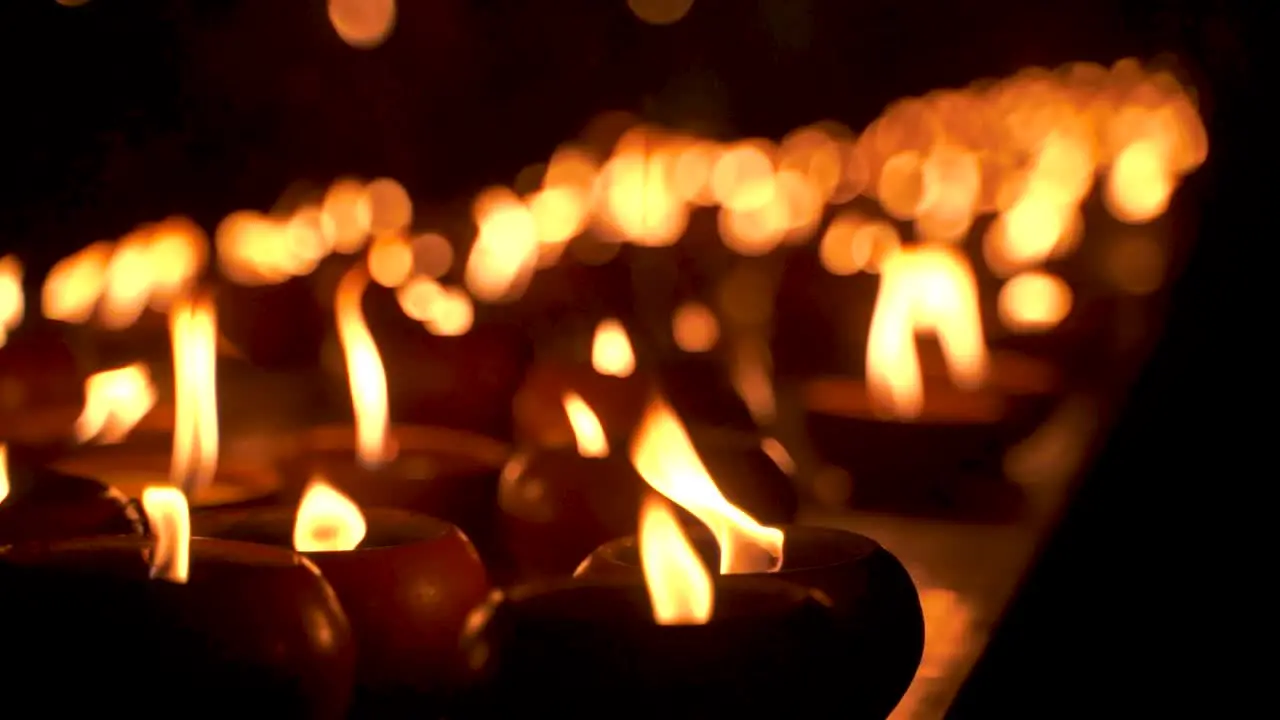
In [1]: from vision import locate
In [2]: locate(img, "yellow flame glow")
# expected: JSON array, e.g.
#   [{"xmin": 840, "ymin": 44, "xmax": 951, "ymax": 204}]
[
  {"xmin": 140, "ymin": 485, "xmax": 190, "ymax": 584},
  {"xmin": 591, "ymin": 318, "xmax": 635, "ymax": 378},
  {"xmin": 561, "ymin": 391, "xmax": 609, "ymax": 458},
  {"xmin": 639, "ymin": 494, "xmax": 714, "ymax": 625},
  {"xmin": 293, "ymin": 476, "xmax": 368, "ymax": 552},
  {"xmin": 169, "ymin": 296, "xmax": 219, "ymax": 497},
  {"xmin": 75, "ymin": 363, "xmax": 158, "ymax": 445},
  {"xmin": 334, "ymin": 267, "xmax": 390, "ymax": 468}
]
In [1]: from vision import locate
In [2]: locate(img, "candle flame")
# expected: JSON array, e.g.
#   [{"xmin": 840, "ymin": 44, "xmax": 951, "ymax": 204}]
[
  {"xmin": 639, "ymin": 494, "xmax": 714, "ymax": 625},
  {"xmin": 0, "ymin": 443, "xmax": 9, "ymax": 505},
  {"xmin": 293, "ymin": 475, "xmax": 368, "ymax": 552},
  {"xmin": 0, "ymin": 256, "xmax": 24, "ymax": 348},
  {"xmin": 866, "ymin": 246, "xmax": 988, "ymax": 419},
  {"xmin": 561, "ymin": 391, "xmax": 609, "ymax": 458},
  {"xmin": 140, "ymin": 485, "xmax": 191, "ymax": 584},
  {"xmin": 630, "ymin": 397, "xmax": 783, "ymax": 575},
  {"xmin": 42, "ymin": 242, "xmax": 113, "ymax": 324},
  {"xmin": 590, "ymin": 318, "xmax": 635, "ymax": 378},
  {"xmin": 169, "ymin": 295, "xmax": 219, "ymax": 497},
  {"xmin": 75, "ymin": 363, "xmax": 158, "ymax": 445},
  {"xmin": 334, "ymin": 266, "xmax": 391, "ymax": 468}
]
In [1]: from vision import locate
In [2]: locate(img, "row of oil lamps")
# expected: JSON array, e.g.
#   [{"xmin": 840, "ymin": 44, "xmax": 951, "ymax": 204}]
[{"xmin": 0, "ymin": 385, "xmax": 924, "ymax": 718}]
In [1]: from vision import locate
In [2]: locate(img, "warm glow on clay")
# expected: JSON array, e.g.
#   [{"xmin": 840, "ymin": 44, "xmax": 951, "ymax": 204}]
[
  {"xmin": 334, "ymin": 267, "xmax": 391, "ymax": 468},
  {"xmin": 140, "ymin": 486, "xmax": 190, "ymax": 584},
  {"xmin": 169, "ymin": 296, "xmax": 219, "ymax": 498},
  {"xmin": 639, "ymin": 494, "xmax": 713, "ymax": 625},
  {"xmin": 294, "ymin": 476, "xmax": 368, "ymax": 552},
  {"xmin": 75, "ymin": 363, "xmax": 158, "ymax": 445},
  {"xmin": 562, "ymin": 391, "xmax": 609, "ymax": 458},
  {"xmin": 631, "ymin": 398, "xmax": 783, "ymax": 575},
  {"xmin": 591, "ymin": 318, "xmax": 636, "ymax": 378}
]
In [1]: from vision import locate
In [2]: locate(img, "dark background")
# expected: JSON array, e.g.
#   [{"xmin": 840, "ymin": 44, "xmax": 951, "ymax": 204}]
[{"xmin": 0, "ymin": 0, "xmax": 1253, "ymax": 715}]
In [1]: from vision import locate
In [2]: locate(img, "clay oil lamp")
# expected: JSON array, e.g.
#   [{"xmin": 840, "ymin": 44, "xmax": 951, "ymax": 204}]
[
  {"xmin": 797, "ymin": 245, "xmax": 1058, "ymax": 519},
  {"xmin": 193, "ymin": 476, "xmax": 490, "ymax": 717},
  {"xmin": 0, "ymin": 442, "xmax": 145, "ymax": 546},
  {"xmin": 497, "ymin": 390, "xmax": 648, "ymax": 580},
  {"xmin": 276, "ymin": 267, "xmax": 508, "ymax": 567},
  {"xmin": 46, "ymin": 300, "xmax": 280, "ymax": 509},
  {"xmin": 460, "ymin": 493, "xmax": 847, "ymax": 717},
  {"xmin": 0, "ymin": 485, "xmax": 356, "ymax": 718},
  {"xmin": 576, "ymin": 398, "xmax": 924, "ymax": 720}
]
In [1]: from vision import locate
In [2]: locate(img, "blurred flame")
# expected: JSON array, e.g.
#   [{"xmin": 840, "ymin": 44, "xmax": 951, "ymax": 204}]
[
  {"xmin": 422, "ymin": 285, "xmax": 475, "ymax": 337},
  {"xmin": 334, "ymin": 267, "xmax": 391, "ymax": 468},
  {"xmin": 140, "ymin": 486, "xmax": 190, "ymax": 584},
  {"xmin": 367, "ymin": 233, "xmax": 414, "ymax": 288},
  {"xmin": 293, "ymin": 476, "xmax": 368, "ymax": 552},
  {"xmin": 328, "ymin": 0, "xmax": 396, "ymax": 49},
  {"xmin": 591, "ymin": 318, "xmax": 635, "ymax": 378},
  {"xmin": 729, "ymin": 337, "xmax": 776, "ymax": 427},
  {"xmin": 561, "ymin": 391, "xmax": 609, "ymax": 458},
  {"xmin": 0, "ymin": 256, "xmax": 23, "ymax": 347},
  {"xmin": 639, "ymin": 494, "xmax": 713, "ymax": 625},
  {"xmin": 997, "ymin": 271, "xmax": 1073, "ymax": 332},
  {"xmin": 75, "ymin": 363, "xmax": 158, "ymax": 445},
  {"xmin": 867, "ymin": 247, "xmax": 988, "ymax": 419},
  {"xmin": 464, "ymin": 187, "xmax": 539, "ymax": 303},
  {"xmin": 42, "ymin": 242, "xmax": 113, "ymax": 324},
  {"xmin": 631, "ymin": 397, "xmax": 783, "ymax": 574},
  {"xmin": 0, "ymin": 443, "xmax": 8, "ymax": 505},
  {"xmin": 671, "ymin": 301, "xmax": 719, "ymax": 353},
  {"xmin": 169, "ymin": 296, "xmax": 219, "ymax": 498}
]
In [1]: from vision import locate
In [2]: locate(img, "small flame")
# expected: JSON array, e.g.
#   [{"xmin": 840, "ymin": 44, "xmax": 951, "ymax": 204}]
[
  {"xmin": 0, "ymin": 443, "xmax": 9, "ymax": 505},
  {"xmin": 75, "ymin": 363, "xmax": 158, "ymax": 445},
  {"xmin": 639, "ymin": 494, "xmax": 714, "ymax": 625},
  {"xmin": 867, "ymin": 247, "xmax": 988, "ymax": 419},
  {"xmin": 169, "ymin": 296, "xmax": 219, "ymax": 497},
  {"xmin": 630, "ymin": 398, "xmax": 783, "ymax": 574},
  {"xmin": 293, "ymin": 476, "xmax": 368, "ymax": 552},
  {"xmin": 140, "ymin": 486, "xmax": 190, "ymax": 584},
  {"xmin": 334, "ymin": 267, "xmax": 391, "ymax": 468},
  {"xmin": 0, "ymin": 256, "xmax": 24, "ymax": 347},
  {"xmin": 561, "ymin": 391, "xmax": 609, "ymax": 458},
  {"xmin": 590, "ymin": 318, "xmax": 635, "ymax": 378}
]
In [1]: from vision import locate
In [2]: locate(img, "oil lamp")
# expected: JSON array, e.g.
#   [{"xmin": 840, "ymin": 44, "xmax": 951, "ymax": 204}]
[
  {"xmin": 575, "ymin": 398, "xmax": 924, "ymax": 719},
  {"xmin": 0, "ymin": 486, "xmax": 356, "ymax": 718},
  {"xmin": 275, "ymin": 266, "xmax": 509, "ymax": 567},
  {"xmin": 193, "ymin": 476, "xmax": 490, "ymax": 717},
  {"xmin": 460, "ymin": 494, "xmax": 847, "ymax": 717},
  {"xmin": 0, "ymin": 443, "xmax": 145, "ymax": 545}
]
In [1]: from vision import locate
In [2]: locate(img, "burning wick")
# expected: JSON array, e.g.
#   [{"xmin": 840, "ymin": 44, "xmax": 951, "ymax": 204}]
[
  {"xmin": 630, "ymin": 397, "xmax": 783, "ymax": 574},
  {"xmin": 169, "ymin": 295, "xmax": 219, "ymax": 498},
  {"xmin": 140, "ymin": 485, "xmax": 191, "ymax": 584},
  {"xmin": 639, "ymin": 494, "xmax": 714, "ymax": 625},
  {"xmin": 334, "ymin": 267, "xmax": 392, "ymax": 469},
  {"xmin": 293, "ymin": 476, "xmax": 368, "ymax": 552}
]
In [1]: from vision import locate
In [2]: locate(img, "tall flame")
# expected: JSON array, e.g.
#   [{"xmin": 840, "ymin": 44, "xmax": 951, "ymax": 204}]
[
  {"xmin": 866, "ymin": 246, "xmax": 988, "ymax": 419},
  {"xmin": 169, "ymin": 296, "xmax": 219, "ymax": 497},
  {"xmin": 140, "ymin": 486, "xmax": 190, "ymax": 584},
  {"xmin": 293, "ymin": 476, "xmax": 368, "ymax": 552},
  {"xmin": 591, "ymin": 318, "xmax": 635, "ymax": 378},
  {"xmin": 334, "ymin": 266, "xmax": 391, "ymax": 468},
  {"xmin": 0, "ymin": 443, "xmax": 9, "ymax": 505},
  {"xmin": 639, "ymin": 494, "xmax": 714, "ymax": 625},
  {"xmin": 561, "ymin": 391, "xmax": 609, "ymax": 458},
  {"xmin": 630, "ymin": 397, "xmax": 783, "ymax": 574},
  {"xmin": 74, "ymin": 363, "xmax": 158, "ymax": 445}
]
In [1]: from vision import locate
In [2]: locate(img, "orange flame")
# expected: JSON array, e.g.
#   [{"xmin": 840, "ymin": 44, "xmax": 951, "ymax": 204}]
[
  {"xmin": 639, "ymin": 494, "xmax": 714, "ymax": 625},
  {"xmin": 561, "ymin": 391, "xmax": 609, "ymax": 458},
  {"xmin": 169, "ymin": 296, "xmax": 219, "ymax": 497},
  {"xmin": 293, "ymin": 476, "xmax": 368, "ymax": 552},
  {"xmin": 867, "ymin": 246, "xmax": 988, "ymax": 419},
  {"xmin": 334, "ymin": 267, "xmax": 391, "ymax": 468},
  {"xmin": 0, "ymin": 256, "xmax": 24, "ymax": 347},
  {"xmin": 0, "ymin": 443, "xmax": 9, "ymax": 505},
  {"xmin": 140, "ymin": 486, "xmax": 190, "ymax": 584},
  {"xmin": 591, "ymin": 318, "xmax": 635, "ymax": 378},
  {"xmin": 630, "ymin": 398, "xmax": 783, "ymax": 574},
  {"xmin": 75, "ymin": 363, "xmax": 158, "ymax": 445}
]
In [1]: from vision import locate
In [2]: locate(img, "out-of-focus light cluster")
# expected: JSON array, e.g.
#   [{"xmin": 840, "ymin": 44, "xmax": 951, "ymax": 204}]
[
  {"xmin": 29, "ymin": 58, "xmax": 1204, "ymax": 345},
  {"xmin": 41, "ymin": 217, "xmax": 207, "ymax": 330}
]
